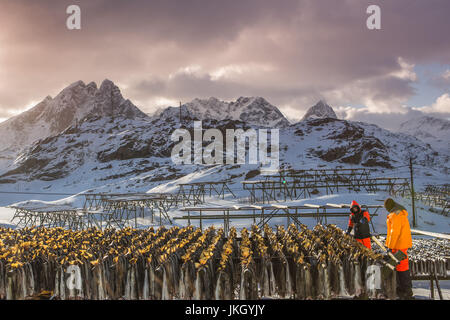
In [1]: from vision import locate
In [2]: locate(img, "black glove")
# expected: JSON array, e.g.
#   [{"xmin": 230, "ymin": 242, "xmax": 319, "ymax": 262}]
[
  {"xmin": 345, "ymin": 226, "xmax": 352, "ymax": 235},
  {"xmin": 383, "ymin": 251, "xmax": 399, "ymax": 266}
]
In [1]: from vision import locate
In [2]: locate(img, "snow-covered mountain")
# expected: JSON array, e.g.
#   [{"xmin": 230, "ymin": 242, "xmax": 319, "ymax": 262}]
[
  {"xmin": 301, "ymin": 100, "xmax": 337, "ymax": 121},
  {"xmin": 0, "ymin": 80, "xmax": 447, "ymax": 190},
  {"xmin": 398, "ymin": 116, "xmax": 450, "ymax": 154},
  {"xmin": 154, "ymin": 96, "xmax": 290, "ymax": 128},
  {"xmin": 285, "ymin": 117, "xmax": 447, "ymax": 169},
  {"xmin": 0, "ymin": 79, "xmax": 147, "ymax": 168},
  {"xmin": 1, "ymin": 102, "xmax": 447, "ymax": 186}
]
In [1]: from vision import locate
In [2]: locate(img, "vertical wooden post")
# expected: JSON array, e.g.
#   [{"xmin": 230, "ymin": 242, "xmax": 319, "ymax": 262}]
[{"xmin": 430, "ymin": 276, "xmax": 435, "ymax": 300}]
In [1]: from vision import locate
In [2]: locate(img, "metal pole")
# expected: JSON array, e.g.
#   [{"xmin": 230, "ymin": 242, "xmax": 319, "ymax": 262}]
[
  {"xmin": 179, "ymin": 101, "xmax": 182, "ymax": 126},
  {"xmin": 409, "ymin": 157, "xmax": 417, "ymax": 227},
  {"xmin": 433, "ymin": 264, "xmax": 444, "ymax": 300}
]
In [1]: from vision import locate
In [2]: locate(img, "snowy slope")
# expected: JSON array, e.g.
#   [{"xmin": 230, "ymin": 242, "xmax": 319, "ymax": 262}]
[
  {"xmin": 281, "ymin": 117, "xmax": 448, "ymax": 170},
  {"xmin": 398, "ymin": 116, "xmax": 450, "ymax": 154}
]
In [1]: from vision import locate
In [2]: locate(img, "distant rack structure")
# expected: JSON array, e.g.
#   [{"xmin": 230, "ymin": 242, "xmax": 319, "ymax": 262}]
[
  {"xmin": 411, "ymin": 184, "xmax": 449, "ymax": 217},
  {"xmin": 9, "ymin": 181, "xmax": 238, "ymax": 230},
  {"xmin": 82, "ymin": 192, "xmax": 179, "ymax": 225},
  {"xmin": 8, "ymin": 203, "xmax": 116, "ymax": 230},
  {"xmin": 175, "ymin": 203, "xmax": 382, "ymax": 234},
  {"xmin": 81, "ymin": 180, "xmax": 236, "ymax": 225},
  {"xmin": 242, "ymin": 168, "xmax": 410, "ymax": 203},
  {"xmin": 424, "ymin": 184, "xmax": 450, "ymax": 197},
  {"xmin": 176, "ymin": 180, "xmax": 236, "ymax": 205}
]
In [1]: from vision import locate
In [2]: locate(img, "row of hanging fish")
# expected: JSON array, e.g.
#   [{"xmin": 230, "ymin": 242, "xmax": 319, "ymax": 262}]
[{"xmin": 0, "ymin": 224, "xmax": 445, "ymax": 300}]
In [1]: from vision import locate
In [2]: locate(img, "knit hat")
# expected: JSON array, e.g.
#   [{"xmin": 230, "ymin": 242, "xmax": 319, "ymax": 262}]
[{"xmin": 384, "ymin": 198, "xmax": 395, "ymax": 212}]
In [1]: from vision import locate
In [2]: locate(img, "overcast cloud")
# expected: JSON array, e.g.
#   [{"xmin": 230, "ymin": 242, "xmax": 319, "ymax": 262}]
[{"xmin": 0, "ymin": 0, "xmax": 449, "ymax": 126}]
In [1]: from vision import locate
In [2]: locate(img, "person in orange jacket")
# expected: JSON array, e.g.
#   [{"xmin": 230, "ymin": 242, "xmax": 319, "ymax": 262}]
[
  {"xmin": 384, "ymin": 198, "xmax": 413, "ymax": 299},
  {"xmin": 346, "ymin": 200, "xmax": 371, "ymax": 249}
]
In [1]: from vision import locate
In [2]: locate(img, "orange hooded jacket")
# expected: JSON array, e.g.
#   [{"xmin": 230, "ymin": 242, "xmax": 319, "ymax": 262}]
[{"xmin": 385, "ymin": 202, "xmax": 412, "ymax": 250}]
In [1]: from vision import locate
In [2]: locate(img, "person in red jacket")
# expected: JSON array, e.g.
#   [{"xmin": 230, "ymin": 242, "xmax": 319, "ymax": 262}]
[{"xmin": 346, "ymin": 200, "xmax": 371, "ymax": 249}]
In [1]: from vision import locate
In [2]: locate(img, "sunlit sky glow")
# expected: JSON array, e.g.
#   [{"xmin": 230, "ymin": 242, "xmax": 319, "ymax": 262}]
[{"xmin": 0, "ymin": 0, "xmax": 449, "ymax": 129}]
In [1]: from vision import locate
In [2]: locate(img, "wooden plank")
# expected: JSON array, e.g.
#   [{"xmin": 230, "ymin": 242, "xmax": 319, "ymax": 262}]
[
  {"xmin": 173, "ymin": 212, "xmax": 352, "ymax": 220},
  {"xmin": 410, "ymin": 228, "xmax": 450, "ymax": 240},
  {"xmin": 304, "ymin": 204, "xmax": 321, "ymax": 208},
  {"xmin": 241, "ymin": 180, "xmax": 267, "ymax": 184},
  {"xmin": 271, "ymin": 204, "xmax": 288, "ymax": 209},
  {"xmin": 326, "ymin": 203, "xmax": 344, "ymax": 208}
]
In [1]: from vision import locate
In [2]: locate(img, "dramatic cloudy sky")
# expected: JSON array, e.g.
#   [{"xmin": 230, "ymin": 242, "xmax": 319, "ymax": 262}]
[{"xmin": 0, "ymin": 0, "xmax": 449, "ymax": 129}]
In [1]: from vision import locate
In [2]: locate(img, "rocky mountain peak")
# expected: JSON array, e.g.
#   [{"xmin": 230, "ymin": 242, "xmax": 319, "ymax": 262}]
[
  {"xmin": 301, "ymin": 100, "xmax": 337, "ymax": 121},
  {"xmin": 98, "ymin": 79, "xmax": 116, "ymax": 92},
  {"xmin": 65, "ymin": 80, "xmax": 85, "ymax": 90},
  {"xmin": 178, "ymin": 96, "xmax": 290, "ymax": 128},
  {"xmin": 0, "ymin": 79, "xmax": 147, "ymax": 157}
]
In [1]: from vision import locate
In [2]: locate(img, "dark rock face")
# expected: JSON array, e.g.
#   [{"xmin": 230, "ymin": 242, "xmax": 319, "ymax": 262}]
[
  {"xmin": 327, "ymin": 123, "xmax": 364, "ymax": 140},
  {"xmin": 317, "ymin": 146, "xmax": 348, "ymax": 162},
  {"xmin": 3, "ymin": 158, "xmax": 51, "ymax": 177},
  {"xmin": 315, "ymin": 140, "xmax": 392, "ymax": 168},
  {"xmin": 97, "ymin": 140, "xmax": 168, "ymax": 162},
  {"xmin": 306, "ymin": 118, "xmax": 339, "ymax": 127},
  {"xmin": 293, "ymin": 119, "xmax": 394, "ymax": 168},
  {"xmin": 245, "ymin": 169, "xmax": 260, "ymax": 180}
]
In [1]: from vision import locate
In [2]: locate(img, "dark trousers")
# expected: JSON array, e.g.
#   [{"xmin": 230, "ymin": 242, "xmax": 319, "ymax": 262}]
[{"xmin": 396, "ymin": 269, "xmax": 413, "ymax": 299}]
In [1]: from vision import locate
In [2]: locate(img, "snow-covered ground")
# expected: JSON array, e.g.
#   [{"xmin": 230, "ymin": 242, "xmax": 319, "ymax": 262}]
[
  {"xmin": 1, "ymin": 180, "xmax": 449, "ymax": 234},
  {"xmin": 1, "ymin": 171, "xmax": 448, "ymax": 300},
  {"xmin": 0, "ymin": 207, "xmax": 15, "ymax": 228},
  {"xmin": 413, "ymin": 281, "xmax": 450, "ymax": 300},
  {"xmin": 1, "ymin": 158, "xmax": 449, "ymax": 233}
]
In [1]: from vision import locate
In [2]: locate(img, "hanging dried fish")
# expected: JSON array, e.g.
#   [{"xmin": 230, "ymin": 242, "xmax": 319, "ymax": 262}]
[{"xmin": 1, "ymin": 225, "xmax": 448, "ymax": 300}]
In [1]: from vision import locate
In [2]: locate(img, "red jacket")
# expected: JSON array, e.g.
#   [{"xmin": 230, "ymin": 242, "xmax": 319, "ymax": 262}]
[{"xmin": 348, "ymin": 200, "xmax": 371, "ymax": 239}]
